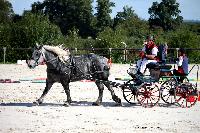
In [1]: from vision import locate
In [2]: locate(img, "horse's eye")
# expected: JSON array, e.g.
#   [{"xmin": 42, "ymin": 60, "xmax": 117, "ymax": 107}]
[{"xmin": 35, "ymin": 52, "xmax": 39, "ymax": 56}]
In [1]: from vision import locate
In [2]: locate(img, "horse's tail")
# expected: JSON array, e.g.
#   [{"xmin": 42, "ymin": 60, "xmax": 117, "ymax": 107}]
[
  {"xmin": 104, "ymin": 58, "xmax": 110, "ymax": 71},
  {"xmin": 90, "ymin": 54, "xmax": 110, "ymax": 80},
  {"xmin": 98, "ymin": 56, "xmax": 110, "ymax": 79},
  {"xmin": 97, "ymin": 56, "xmax": 110, "ymax": 71}
]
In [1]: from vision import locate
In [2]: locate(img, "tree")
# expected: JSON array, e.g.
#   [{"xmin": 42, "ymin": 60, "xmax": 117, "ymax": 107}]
[
  {"xmin": 31, "ymin": 0, "xmax": 94, "ymax": 37},
  {"xmin": 113, "ymin": 6, "xmax": 138, "ymax": 28},
  {"xmin": 10, "ymin": 12, "xmax": 64, "ymax": 48},
  {"xmin": 148, "ymin": 0, "xmax": 183, "ymax": 31},
  {"xmin": 112, "ymin": 5, "xmax": 149, "ymax": 49},
  {"xmin": 0, "ymin": 0, "xmax": 13, "ymax": 49},
  {"xmin": 31, "ymin": 1, "xmax": 45, "ymax": 14},
  {"xmin": 95, "ymin": 0, "xmax": 115, "ymax": 31},
  {"xmin": 0, "ymin": 23, "xmax": 11, "ymax": 48},
  {"xmin": 2, "ymin": 12, "xmax": 65, "ymax": 62},
  {"xmin": 0, "ymin": 0, "xmax": 13, "ymax": 24}
]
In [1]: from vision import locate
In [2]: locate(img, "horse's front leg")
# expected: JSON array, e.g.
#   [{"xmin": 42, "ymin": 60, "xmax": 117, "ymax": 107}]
[
  {"xmin": 61, "ymin": 80, "xmax": 72, "ymax": 107},
  {"xmin": 33, "ymin": 80, "xmax": 53, "ymax": 105},
  {"xmin": 93, "ymin": 80, "xmax": 104, "ymax": 106},
  {"xmin": 103, "ymin": 80, "xmax": 122, "ymax": 106}
]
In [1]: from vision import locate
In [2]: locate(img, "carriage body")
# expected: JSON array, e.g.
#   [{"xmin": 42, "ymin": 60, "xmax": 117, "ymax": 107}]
[
  {"xmin": 122, "ymin": 63, "xmax": 199, "ymax": 108},
  {"xmin": 122, "ymin": 63, "xmax": 172, "ymax": 107}
]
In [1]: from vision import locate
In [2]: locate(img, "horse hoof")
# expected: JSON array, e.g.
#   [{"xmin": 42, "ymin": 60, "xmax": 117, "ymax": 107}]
[
  {"xmin": 92, "ymin": 102, "xmax": 101, "ymax": 106},
  {"xmin": 63, "ymin": 102, "xmax": 70, "ymax": 107},
  {"xmin": 114, "ymin": 103, "xmax": 122, "ymax": 106},
  {"xmin": 33, "ymin": 101, "xmax": 39, "ymax": 106}
]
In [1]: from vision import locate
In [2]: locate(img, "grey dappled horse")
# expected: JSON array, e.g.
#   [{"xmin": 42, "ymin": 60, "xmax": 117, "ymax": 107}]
[{"xmin": 27, "ymin": 45, "xmax": 121, "ymax": 106}]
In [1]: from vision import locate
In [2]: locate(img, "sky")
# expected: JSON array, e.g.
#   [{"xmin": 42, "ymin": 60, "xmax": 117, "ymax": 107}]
[{"xmin": 9, "ymin": 0, "xmax": 200, "ymax": 20}]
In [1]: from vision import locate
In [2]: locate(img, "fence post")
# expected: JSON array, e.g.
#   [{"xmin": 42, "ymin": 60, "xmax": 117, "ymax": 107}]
[
  {"xmin": 121, "ymin": 42, "xmax": 127, "ymax": 63},
  {"xmin": 125, "ymin": 46, "xmax": 127, "ymax": 62},
  {"xmin": 75, "ymin": 48, "xmax": 77, "ymax": 55},
  {"xmin": 3, "ymin": 47, "xmax": 6, "ymax": 64},
  {"xmin": 109, "ymin": 48, "xmax": 112, "ymax": 59}
]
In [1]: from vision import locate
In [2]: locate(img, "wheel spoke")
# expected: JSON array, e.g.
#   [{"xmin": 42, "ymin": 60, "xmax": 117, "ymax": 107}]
[
  {"xmin": 125, "ymin": 93, "xmax": 133, "ymax": 97},
  {"xmin": 165, "ymin": 94, "xmax": 170, "ymax": 102},
  {"xmin": 139, "ymin": 96, "xmax": 146, "ymax": 104},
  {"xmin": 128, "ymin": 94, "xmax": 134, "ymax": 101},
  {"xmin": 150, "ymin": 95, "xmax": 160, "ymax": 98},
  {"xmin": 151, "ymin": 89, "xmax": 159, "ymax": 94},
  {"xmin": 149, "ymin": 96, "xmax": 158, "ymax": 104},
  {"xmin": 149, "ymin": 97, "xmax": 153, "ymax": 103},
  {"xmin": 164, "ymin": 85, "xmax": 171, "ymax": 91},
  {"xmin": 180, "ymin": 98, "xmax": 185, "ymax": 107},
  {"xmin": 151, "ymin": 96, "xmax": 155, "ymax": 101},
  {"xmin": 176, "ymin": 96, "xmax": 183, "ymax": 102},
  {"xmin": 163, "ymin": 93, "xmax": 170, "ymax": 98},
  {"xmin": 146, "ymin": 98, "xmax": 148, "ymax": 105}
]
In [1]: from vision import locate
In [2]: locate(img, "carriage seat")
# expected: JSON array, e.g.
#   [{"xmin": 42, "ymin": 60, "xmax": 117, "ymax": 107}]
[
  {"xmin": 146, "ymin": 62, "xmax": 172, "ymax": 81},
  {"xmin": 146, "ymin": 62, "xmax": 172, "ymax": 70}
]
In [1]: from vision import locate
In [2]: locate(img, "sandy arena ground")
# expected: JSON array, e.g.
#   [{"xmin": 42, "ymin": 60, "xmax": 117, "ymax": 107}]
[{"xmin": 0, "ymin": 64, "xmax": 200, "ymax": 133}]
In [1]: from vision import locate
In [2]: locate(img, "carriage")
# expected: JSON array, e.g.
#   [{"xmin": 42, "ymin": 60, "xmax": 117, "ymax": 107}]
[
  {"xmin": 121, "ymin": 58, "xmax": 199, "ymax": 108},
  {"xmin": 27, "ymin": 44, "xmax": 199, "ymax": 108}
]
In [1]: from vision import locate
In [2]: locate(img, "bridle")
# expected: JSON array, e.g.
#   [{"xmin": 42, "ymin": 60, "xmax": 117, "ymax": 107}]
[{"xmin": 30, "ymin": 47, "xmax": 58, "ymax": 67}]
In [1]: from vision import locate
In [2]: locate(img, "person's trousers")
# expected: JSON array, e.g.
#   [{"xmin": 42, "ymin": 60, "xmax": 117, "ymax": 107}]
[{"xmin": 136, "ymin": 58, "xmax": 157, "ymax": 73}]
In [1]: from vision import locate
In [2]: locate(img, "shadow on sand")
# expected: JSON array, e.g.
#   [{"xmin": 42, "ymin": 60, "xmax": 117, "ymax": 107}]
[
  {"xmin": 0, "ymin": 101, "xmax": 138, "ymax": 107},
  {"xmin": 0, "ymin": 101, "xmax": 179, "ymax": 108}
]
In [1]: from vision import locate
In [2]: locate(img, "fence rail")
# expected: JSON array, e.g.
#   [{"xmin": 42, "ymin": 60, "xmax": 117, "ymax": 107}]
[{"xmin": 1, "ymin": 47, "xmax": 200, "ymax": 64}]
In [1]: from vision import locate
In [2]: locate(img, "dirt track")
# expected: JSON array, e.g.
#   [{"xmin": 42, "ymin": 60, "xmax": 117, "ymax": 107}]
[{"xmin": 0, "ymin": 64, "xmax": 200, "ymax": 133}]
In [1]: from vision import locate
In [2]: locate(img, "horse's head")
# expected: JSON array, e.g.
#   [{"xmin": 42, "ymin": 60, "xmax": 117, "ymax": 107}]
[{"xmin": 27, "ymin": 44, "xmax": 45, "ymax": 69}]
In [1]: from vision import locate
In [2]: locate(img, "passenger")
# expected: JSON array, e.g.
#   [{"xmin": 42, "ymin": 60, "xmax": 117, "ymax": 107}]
[
  {"xmin": 173, "ymin": 48, "xmax": 188, "ymax": 83},
  {"xmin": 135, "ymin": 35, "xmax": 158, "ymax": 75}
]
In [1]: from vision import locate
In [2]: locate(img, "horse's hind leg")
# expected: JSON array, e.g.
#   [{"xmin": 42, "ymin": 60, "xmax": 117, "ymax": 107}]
[
  {"xmin": 93, "ymin": 80, "xmax": 104, "ymax": 106},
  {"xmin": 33, "ymin": 80, "xmax": 53, "ymax": 105},
  {"xmin": 61, "ymin": 80, "xmax": 72, "ymax": 107},
  {"xmin": 103, "ymin": 80, "xmax": 121, "ymax": 106}
]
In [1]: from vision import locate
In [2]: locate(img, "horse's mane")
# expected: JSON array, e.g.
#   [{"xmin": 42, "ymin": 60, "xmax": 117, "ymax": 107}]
[
  {"xmin": 43, "ymin": 45, "xmax": 70, "ymax": 62},
  {"xmin": 43, "ymin": 45, "xmax": 70, "ymax": 56}
]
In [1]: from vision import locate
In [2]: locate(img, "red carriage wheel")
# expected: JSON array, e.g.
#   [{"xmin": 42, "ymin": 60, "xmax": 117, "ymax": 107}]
[
  {"xmin": 137, "ymin": 83, "xmax": 160, "ymax": 108},
  {"xmin": 175, "ymin": 83, "xmax": 198, "ymax": 108}
]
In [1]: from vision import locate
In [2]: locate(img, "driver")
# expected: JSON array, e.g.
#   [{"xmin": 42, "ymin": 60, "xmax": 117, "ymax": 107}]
[{"xmin": 135, "ymin": 35, "xmax": 158, "ymax": 75}]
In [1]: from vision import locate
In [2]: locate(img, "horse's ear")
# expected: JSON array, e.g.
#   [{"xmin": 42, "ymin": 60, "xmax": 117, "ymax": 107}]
[
  {"xmin": 39, "ymin": 45, "xmax": 43, "ymax": 49},
  {"xmin": 36, "ymin": 42, "xmax": 39, "ymax": 47},
  {"xmin": 58, "ymin": 44, "xmax": 64, "ymax": 49},
  {"xmin": 35, "ymin": 43, "xmax": 43, "ymax": 49}
]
